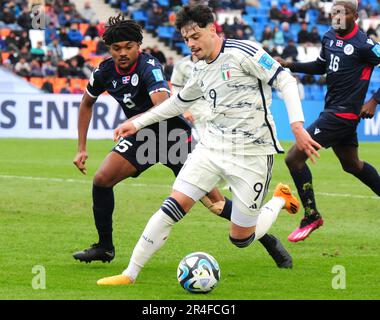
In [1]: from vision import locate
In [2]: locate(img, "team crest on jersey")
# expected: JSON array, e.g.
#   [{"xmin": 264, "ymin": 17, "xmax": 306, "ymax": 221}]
[
  {"xmin": 221, "ymin": 63, "xmax": 231, "ymax": 81},
  {"xmin": 344, "ymin": 44, "xmax": 354, "ymax": 55},
  {"xmin": 112, "ymin": 80, "xmax": 117, "ymax": 88},
  {"xmin": 131, "ymin": 74, "xmax": 139, "ymax": 86},
  {"xmin": 336, "ymin": 40, "xmax": 343, "ymax": 47},
  {"xmin": 122, "ymin": 76, "xmax": 130, "ymax": 84}
]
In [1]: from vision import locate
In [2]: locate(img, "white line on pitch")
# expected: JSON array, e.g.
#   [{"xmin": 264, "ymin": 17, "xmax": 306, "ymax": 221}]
[{"xmin": 0, "ymin": 174, "xmax": 378, "ymax": 200}]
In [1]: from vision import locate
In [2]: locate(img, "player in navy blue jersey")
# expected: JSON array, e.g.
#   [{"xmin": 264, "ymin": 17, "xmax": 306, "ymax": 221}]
[
  {"xmin": 72, "ymin": 15, "xmax": 292, "ymax": 268},
  {"xmin": 277, "ymin": 0, "xmax": 380, "ymax": 242}
]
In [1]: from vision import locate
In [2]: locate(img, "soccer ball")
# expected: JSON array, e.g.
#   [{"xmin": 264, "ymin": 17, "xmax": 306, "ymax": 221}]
[{"xmin": 177, "ymin": 252, "xmax": 220, "ymax": 293}]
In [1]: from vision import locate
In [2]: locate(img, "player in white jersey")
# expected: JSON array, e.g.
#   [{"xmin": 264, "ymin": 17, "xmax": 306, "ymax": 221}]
[
  {"xmin": 97, "ymin": 5, "xmax": 321, "ymax": 285},
  {"xmin": 171, "ymin": 54, "xmax": 209, "ymax": 141},
  {"xmin": 171, "ymin": 53, "xmax": 296, "ymax": 269}
]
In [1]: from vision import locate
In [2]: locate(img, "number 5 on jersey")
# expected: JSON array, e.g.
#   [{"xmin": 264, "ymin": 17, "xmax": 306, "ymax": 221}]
[
  {"xmin": 115, "ymin": 139, "xmax": 133, "ymax": 153},
  {"xmin": 123, "ymin": 93, "xmax": 136, "ymax": 109}
]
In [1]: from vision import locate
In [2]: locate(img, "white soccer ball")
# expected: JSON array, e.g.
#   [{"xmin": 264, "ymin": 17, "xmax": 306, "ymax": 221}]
[{"xmin": 177, "ymin": 252, "xmax": 220, "ymax": 293}]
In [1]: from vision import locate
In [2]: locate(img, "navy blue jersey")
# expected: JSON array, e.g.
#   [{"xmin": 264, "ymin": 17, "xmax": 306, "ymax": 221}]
[
  {"xmin": 86, "ymin": 53, "xmax": 171, "ymax": 118},
  {"xmin": 318, "ymin": 24, "xmax": 380, "ymax": 116}
]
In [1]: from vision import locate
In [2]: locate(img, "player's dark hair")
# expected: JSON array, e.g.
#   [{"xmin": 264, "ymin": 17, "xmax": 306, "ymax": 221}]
[
  {"xmin": 102, "ymin": 14, "xmax": 143, "ymax": 45},
  {"xmin": 175, "ymin": 5, "xmax": 215, "ymax": 31}
]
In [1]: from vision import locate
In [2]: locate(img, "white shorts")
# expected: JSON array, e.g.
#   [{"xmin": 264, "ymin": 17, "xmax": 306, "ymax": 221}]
[{"xmin": 172, "ymin": 145, "xmax": 274, "ymax": 227}]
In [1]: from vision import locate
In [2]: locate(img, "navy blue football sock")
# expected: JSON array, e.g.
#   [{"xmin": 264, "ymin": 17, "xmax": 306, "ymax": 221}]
[
  {"xmin": 229, "ymin": 233, "xmax": 255, "ymax": 248},
  {"xmin": 219, "ymin": 197, "xmax": 232, "ymax": 221},
  {"xmin": 353, "ymin": 162, "xmax": 380, "ymax": 196},
  {"xmin": 161, "ymin": 197, "xmax": 186, "ymax": 222},
  {"xmin": 92, "ymin": 184, "xmax": 115, "ymax": 249},
  {"xmin": 289, "ymin": 165, "xmax": 319, "ymax": 217}
]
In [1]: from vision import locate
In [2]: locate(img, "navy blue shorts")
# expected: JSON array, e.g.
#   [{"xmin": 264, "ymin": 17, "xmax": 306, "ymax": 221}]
[
  {"xmin": 307, "ymin": 112, "xmax": 359, "ymax": 148},
  {"xmin": 112, "ymin": 118, "xmax": 193, "ymax": 177}
]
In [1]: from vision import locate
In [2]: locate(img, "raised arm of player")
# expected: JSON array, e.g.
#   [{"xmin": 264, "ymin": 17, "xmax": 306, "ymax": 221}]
[
  {"xmin": 73, "ymin": 92, "xmax": 97, "ymax": 174},
  {"xmin": 276, "ymin": 57, "xmax": 326, "ymax": 75},
  {"xmin": 276, "ymin": 39, "xmax": 326, "ymax": 75}
]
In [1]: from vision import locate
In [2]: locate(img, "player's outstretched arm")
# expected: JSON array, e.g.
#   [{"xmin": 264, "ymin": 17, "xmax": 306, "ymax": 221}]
[
  {"xmin": 274, "ymin": 71, "xmax": 322, "ymax": 163},
  {"xmin": 276, "ymin": 57, "xmax": 326, "ymax": 75},
  {"xmin": 73, "ymin": 92, "xmax": 96, "ymax": 174},
  {"xmin": 359, "ymin": 89, "xmax": 380, "ymax": 119},
  {"xmin": 113, "ymin": 93, "xmax": 189, "ymax": 141}
]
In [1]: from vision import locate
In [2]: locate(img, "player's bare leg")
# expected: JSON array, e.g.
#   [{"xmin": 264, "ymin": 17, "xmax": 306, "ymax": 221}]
[
  {"xmin": 201, "ymin": 188, "xmax": 230, "ymax": 217},
  {"xmin": 333, "ymin": 145, "xmax": 380, "ymax": 196},
  {"xmin": 229, "ymin": 183, "xmax": 299, "ymax": 242},
  {"xmin": 203, "ymin": 187, "xmax": 294, "ymax": 268},
  {"xmin": 285, "ymin": 144, "xmax": 324, "ymax": 242},
  {"xmin": 228, "ymin": 183, "xmax": 299, "ymax": 269},
  {"xmin": 73, "ymin": 152, "xmax": 138, "ymax": 263},
  {"xmin": 97, "ymin": 190, "xmax": 195, "ymax": 285}
]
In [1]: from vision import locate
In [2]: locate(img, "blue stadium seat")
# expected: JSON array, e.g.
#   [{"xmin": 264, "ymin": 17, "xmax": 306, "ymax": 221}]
[
  {"xmin": 308, "ymin": 9, "xmax": 319, "ymax": 25},
  {"xmin": 242, "ymin": 15, "xmax": 255, "ymax": 28},
  {"xmin": 157, "ymin": 26, "xmax": 175, "ymax": 40},
  {"xmin": 316, "ymin": 24, "xmax": 330, "ymax": 36},
  {"xmin": 245, "ymin": 6, "xmax": 257, "ymax": 15},
  {"xmin": 255, "ymin": 16, "xmax": 269, "ymax": 24},
  {"xmin": 132, "ymin": 11, "xmax": 147, "ymax": 23},
  {"xmin": 176, "ymin": 42, "xmax": 191, "ymax": 56},
  {"xmin": 157, "ymin": 0, "xmax": 169, "ymax": 6}
]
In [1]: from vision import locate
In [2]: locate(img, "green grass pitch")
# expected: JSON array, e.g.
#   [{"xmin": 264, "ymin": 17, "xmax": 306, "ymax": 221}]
[{"xmin": 0, "ymin": 138, "xmax": 379, "ymax": 300}]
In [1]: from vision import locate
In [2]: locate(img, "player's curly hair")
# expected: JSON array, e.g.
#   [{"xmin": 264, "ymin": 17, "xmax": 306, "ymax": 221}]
[
  {"xmin": 175, "ymin": 5, "xmax": 214, "ymax": 31},
  {"xmin": 102, "ymin": 14, "xmax": 143, "ymax": 45}
]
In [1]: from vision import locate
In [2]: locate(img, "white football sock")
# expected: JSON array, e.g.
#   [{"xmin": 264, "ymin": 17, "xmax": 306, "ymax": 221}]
[
  {"xmin": 254, "ymin": 197, "xmax": 285, "ymax": 241},
  {"xmin": 122, "ymin": 209, "xmax": 175, "ymax": 281}
]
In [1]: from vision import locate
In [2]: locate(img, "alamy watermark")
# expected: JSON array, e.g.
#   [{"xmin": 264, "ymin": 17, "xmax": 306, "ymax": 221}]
[
  {"xmin": 114, "ymin": 121, "xmax": 271, "ymax": 167},
  {"xmin": 331, "ymin": 265, "xmax": 346, "ymax": 289},
  {"xmin": 331, "ymin": 5, "xmax": 348, "ymax": 31},
  {"xmin": 32, "ymin": 265, "xmax": 46, "ymax": 290},
  {"xmin": 31, "ymin": 4, "xmax": 46, "ymax": 30}
]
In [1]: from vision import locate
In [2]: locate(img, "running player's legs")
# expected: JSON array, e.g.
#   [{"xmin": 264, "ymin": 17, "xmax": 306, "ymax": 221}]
[
  {"xmin": 333, "ymin": 144, "xmax": 362, "ymax": 175},
  {"xmin": 333, "ymin": 144, "xmax": 380, "ymax": 196},
  {"xmin": 220, "ymin": 154, "xmax": 298, "ymax": 247},
  {"xmin": 286, "ymin": 112, "xmax": 345, "ymax": 219},
  {"xmin": 164, "ymin": 125, "xmax": 232, "ymax": 219},
  {"xmin": 225, "ymin": 155, "xmax": 273, "ymax": 242},
  {"xmin": 103, "ymin": 147, "xmax": 221, "ymax": 283},
  {"xmin": 73, "ymin": 132, "xmax": 157, "ymax": 263},
  {"xmin": 287, "ymin": 112, "xmax": 361, "ymax": 241}
]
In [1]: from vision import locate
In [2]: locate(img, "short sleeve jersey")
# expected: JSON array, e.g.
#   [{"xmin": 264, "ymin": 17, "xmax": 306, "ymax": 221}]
[
  {"xmin": 86, "ymin": 53, "xmax": 171, "ymax": 118},
  {"xmin": 318, "ymin": 24, "xmax": 380, "ymax": 115}
]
